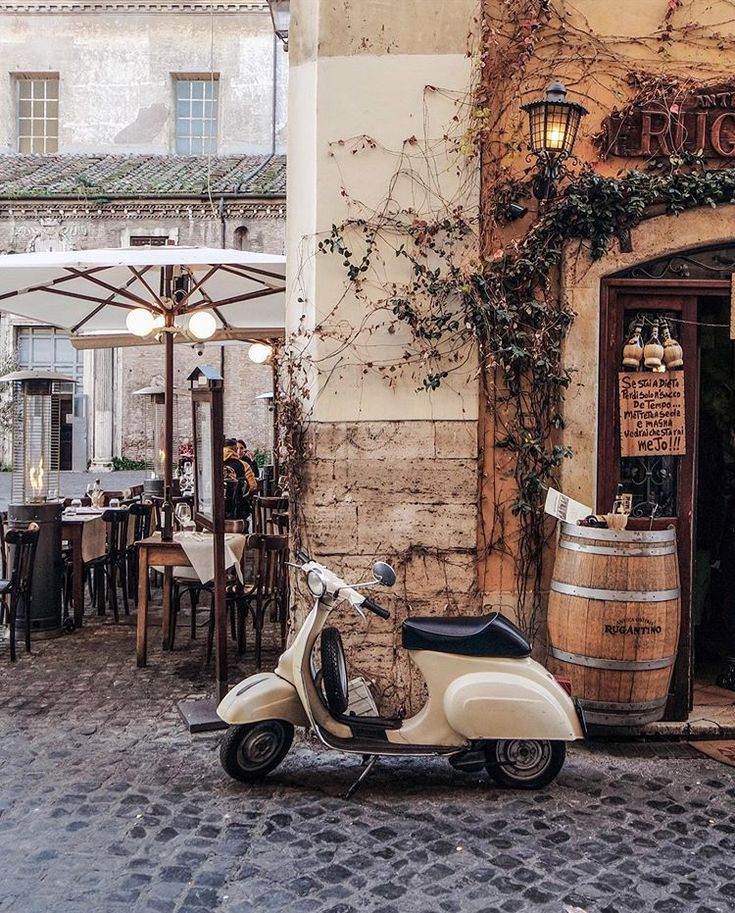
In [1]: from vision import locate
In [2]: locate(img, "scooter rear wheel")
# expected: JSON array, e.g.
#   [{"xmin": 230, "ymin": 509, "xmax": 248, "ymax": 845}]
[
  {"xmin": 485, "ymin": 739, "xmax": 565, "ymax": 789},
  {"xmin": 220, "ymin": 720, "xmax": 294, "ymax": 783}
]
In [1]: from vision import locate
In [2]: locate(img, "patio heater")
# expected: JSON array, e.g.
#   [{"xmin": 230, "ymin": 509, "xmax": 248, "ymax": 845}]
[
  {"xmin": 132, "ymin": 384, "xmax": 179, "ymax": 497},
  {"xmin": 0, "ymin": 369, "xmax": 74, "ymax": 638}
]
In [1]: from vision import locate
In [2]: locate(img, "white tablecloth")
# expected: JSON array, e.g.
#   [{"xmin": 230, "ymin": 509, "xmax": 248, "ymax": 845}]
[
  {"xmin": 62, "ymin": 511, "xmax": 107, "ymax": 563},
  {"xmin": 154, "ymin": 531, "xmax": 247, "ymax": 583}
]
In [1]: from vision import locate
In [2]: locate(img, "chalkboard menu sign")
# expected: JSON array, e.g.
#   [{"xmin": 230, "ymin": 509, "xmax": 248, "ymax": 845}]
[{"xmin": 618, "ymin": 371, "xmax": 686, "ymax": 457}]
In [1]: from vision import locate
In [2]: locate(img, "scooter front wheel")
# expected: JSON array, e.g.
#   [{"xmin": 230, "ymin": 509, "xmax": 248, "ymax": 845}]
[
  {"xmin": 220, "ymin": 720, "xmax": 294, "ymax": 783},
  {"xmin": 485, "ymin": 739, "xmax": 565, "ymax": 790}
]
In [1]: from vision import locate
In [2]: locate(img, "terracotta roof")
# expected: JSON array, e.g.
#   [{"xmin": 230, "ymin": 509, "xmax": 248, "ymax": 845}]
[{"xmin": 0, "ymin": 154, "xmax": 286, "ymax": 199}]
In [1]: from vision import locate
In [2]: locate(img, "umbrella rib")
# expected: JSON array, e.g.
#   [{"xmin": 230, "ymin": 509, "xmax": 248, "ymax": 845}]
[
  {"xmin": 0, "ymin": 265, "xmax": 113, "ymax": 303},
  {"xmin": 64, "ymin": 268, "xmax": 156, "ymax": 309},
  {"xmin": 180, "ymin": 265, "xmax": 220, "ymax": 305},
  {"xmin": 217, "ymin": 263, "xmax": 287, "ymax": 285},
  {"xmin": 43, "ymin": 286, "xmax": 137, "ymax": 310},
  {"xmin": 127, "ymin": 266, "xmax": 163, "ymax": 306},
  {"xmin": 183, "ymin": 285, "xmax": 284, "ymax": 311},
  {"xmin": 181, "ymin": 276, "xmax": 232, "ymax": 330}
]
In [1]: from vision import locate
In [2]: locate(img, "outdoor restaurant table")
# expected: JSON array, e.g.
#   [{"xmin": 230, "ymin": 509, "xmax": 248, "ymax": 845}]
[
  {"xmin": 135, "ymin": 530, "xmax": 247, "ymax": 667},
  {"xmin": 61, "ymin": 508, "xmax": 107, "ymax": 627}
]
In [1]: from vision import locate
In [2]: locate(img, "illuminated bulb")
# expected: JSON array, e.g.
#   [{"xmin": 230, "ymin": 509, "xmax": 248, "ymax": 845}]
[
  {"xmin": 248, "ymin": 342, "xmax": 272, "ymax": 364},
  {"xmin": 545, "ymin": 127, "xmax": 565, "ymax": 150},
  {"xmin": 126, "ymin": 308, "xmax": 155, "ymax": 337},
  {"xmin": 151, "ymin": 314, "xmax": 166, "ymax": 332},
  {"xmin": 188, "ymin": 311, "xmax": 217, "ymax": 341}
]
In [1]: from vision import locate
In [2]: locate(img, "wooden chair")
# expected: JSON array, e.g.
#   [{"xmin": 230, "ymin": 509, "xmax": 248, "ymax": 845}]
[
  {"xmin": 235, "ymin": 533, "xmax": 289, "ymax": 669},
  {"xmin": 85, "ymin": 508, "xmax": 131, "ymax": 622},
  {"xmin": 252, "ymin": 496, "xmax": 288, "ymax": 535},
  {"xmin": 170, "ymin": 519, "xmax": 246, "ymax": 651},
  {"xmin": 126, "ymin": 502, "xmax": 154, "ymax": 596},
  {"xmin": 1, "ymin": 524, "xmax": 40, "ymax": 661}
]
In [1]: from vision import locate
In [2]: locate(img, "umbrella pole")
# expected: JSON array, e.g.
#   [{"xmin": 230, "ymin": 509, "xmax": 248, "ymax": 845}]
[{"xmin": 162, "ymin": 314, "xmax": 175, "ymax": 543}]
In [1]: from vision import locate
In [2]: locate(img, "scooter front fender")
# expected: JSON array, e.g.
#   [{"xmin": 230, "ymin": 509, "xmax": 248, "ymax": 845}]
[
  {"xmin": 217, "ymin": 672, "xmax": 309, "ymax": 728},
  {"xmin": 444, "ymin": 666, "xmax": 584, "ymax": 742}
]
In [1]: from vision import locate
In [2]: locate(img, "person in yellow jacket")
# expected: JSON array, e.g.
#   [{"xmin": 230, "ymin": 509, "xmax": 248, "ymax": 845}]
[{"xmin": 223, "ymin": 438, "xmax": 258, "ymax": 521}]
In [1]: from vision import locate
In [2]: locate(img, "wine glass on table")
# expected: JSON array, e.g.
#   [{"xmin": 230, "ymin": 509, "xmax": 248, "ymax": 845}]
[{"xmin": 175, "ymin": 501, "xmax": 193, "ymax": 531}]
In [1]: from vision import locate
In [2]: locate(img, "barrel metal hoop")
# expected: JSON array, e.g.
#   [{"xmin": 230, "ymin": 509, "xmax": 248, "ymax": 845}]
[
  {"xmin": 561, "ymin": 523, "xmax": 676, "ymax": 544},
  {"xmin": 550, "ymin": 581, "xmax": 680, "ymax": 602},
  {"xmin": 580, "ymin": 698, "xmax": 667, "ymax": 712},
  {"xmin": 558, "ymin": 540, "xmax": 677, "ymax": 557},
  {"xmin": 550, "ymin": 646, "xmax": 676, "ymax": 671}
]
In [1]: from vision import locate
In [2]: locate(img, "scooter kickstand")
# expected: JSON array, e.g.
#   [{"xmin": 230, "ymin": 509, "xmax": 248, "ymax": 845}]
[{"xmin": 344, "ymin": 755, "xmax": 378, "ymax": 800}]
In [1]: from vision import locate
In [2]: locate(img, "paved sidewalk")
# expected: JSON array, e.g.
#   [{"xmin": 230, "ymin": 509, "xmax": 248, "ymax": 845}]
[{"xmin": 0, "ymin": 609, "xmax": 734, "ymax": 913}]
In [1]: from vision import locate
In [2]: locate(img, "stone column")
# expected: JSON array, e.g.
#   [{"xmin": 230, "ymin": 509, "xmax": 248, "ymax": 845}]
[
  {"xmin": 287, "ymin": 0, "xmax": 480, "ymax": 712},
  {"xmin": 88, "ymin": 348, "xmax": 114, "ymax": 472}
]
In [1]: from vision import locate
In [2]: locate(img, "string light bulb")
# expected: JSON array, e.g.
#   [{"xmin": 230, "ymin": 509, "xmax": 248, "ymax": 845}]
[
  {"xmin": 188, "ymin": 311, "xmax": 217, "ymax": 341},
  {"xmin": 248, "ymin": 342, "xmax": 272, "ymax": 364},
  {"xmin": 126, "ymin": 308, "xmax": 155, "ymax": 337}
]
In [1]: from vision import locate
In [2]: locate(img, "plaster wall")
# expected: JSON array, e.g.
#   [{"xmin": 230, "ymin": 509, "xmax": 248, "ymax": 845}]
[
  {"xmin": 287, "ymin": 0, "xmax": 481, "ymax": 710},
  {"xmin": 0, "ymin": 10, "xmax": 287, "ymax": 154}
]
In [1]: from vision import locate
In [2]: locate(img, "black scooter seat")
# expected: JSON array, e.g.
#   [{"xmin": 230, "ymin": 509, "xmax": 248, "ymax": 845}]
[{"xmin": 402, "ymin": 611, "xmax": 531, "ymax": 658}]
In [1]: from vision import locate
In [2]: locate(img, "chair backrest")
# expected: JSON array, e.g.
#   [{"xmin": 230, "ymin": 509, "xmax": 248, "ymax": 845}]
[
  {"xmin": 5, "ymin": 523, "xmax": 40, "ymax": 595},
  {"xmin": 128, "ymin": 502, "xmax": 153, "ymax": 542},
  {"xmin": 246, "ymin": 533, "xmax": 289, "ymax": 599},
  {"xmin": 0, "ymin": 510, "xmax": 7, "ymax": 580},
  {"xmin": 129, "ymin": 484, "xmax": 144, "ymax": 498},
  {"xmin": 224, "ymin": 519, "xmax": 245, "ymax": 533},
  {"xmin": 252, "ymin": 496, "xmax": 288, "ymax": 534},
  {"xmin": 101, "ymin": 508, "xmax": 130, "ymax": 556}
]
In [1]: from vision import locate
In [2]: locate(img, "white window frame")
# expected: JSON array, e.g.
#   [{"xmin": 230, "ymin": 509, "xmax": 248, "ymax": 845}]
[
  {"xmin": 173, "ymin": 75, "xmax": 219, "ymax": 155},
  {"xmin": 16, "ymin": 74, "xmax": 59, "ymax": 154}
]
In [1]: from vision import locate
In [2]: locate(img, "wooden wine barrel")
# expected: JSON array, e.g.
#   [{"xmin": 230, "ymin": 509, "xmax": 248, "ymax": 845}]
[{"xmin": 547, "ymin": 523, "xmax": 680, "ymax": 730}]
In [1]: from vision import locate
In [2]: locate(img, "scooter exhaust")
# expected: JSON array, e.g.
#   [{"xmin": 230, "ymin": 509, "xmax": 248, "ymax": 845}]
[{"xmin": 448, "ymin": 744, "xmax": 487, "ymax": 774}]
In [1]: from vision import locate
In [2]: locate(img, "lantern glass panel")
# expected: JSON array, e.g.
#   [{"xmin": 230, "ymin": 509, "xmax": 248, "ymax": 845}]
[
  {"xmin": 525, "ymin": 100, "xmax": 585, "ymax": 157},
  {"xmin": 193, "ymin": 399, "xmax": 214, "ymax": 520}
]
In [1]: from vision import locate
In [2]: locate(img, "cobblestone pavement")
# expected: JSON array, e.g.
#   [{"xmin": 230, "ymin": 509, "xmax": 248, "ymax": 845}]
[{"xmin": 0, "ymin": 608, "xmax": 734, "ymax": 913}]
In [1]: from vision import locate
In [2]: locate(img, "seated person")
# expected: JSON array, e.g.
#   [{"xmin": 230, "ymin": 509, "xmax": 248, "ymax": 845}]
[{"xmin": 236, "ymin": 439, "xmax": 260, "ymax": 479}]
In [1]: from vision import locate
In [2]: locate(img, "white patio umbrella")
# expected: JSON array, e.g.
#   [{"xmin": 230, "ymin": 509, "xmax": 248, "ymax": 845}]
[
  {"xmin": 0, "ymin": 246, "xmax": 285, "ymax": 715},
  {"xmin": 0, "ymin": 246, "xmax": 285, "ymax": 508}
]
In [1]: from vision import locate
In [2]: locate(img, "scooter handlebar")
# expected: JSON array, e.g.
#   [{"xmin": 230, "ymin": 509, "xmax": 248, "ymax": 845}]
[{"xmin": 362, "ymin": 596, "xmax": 390, "ymax": 620}]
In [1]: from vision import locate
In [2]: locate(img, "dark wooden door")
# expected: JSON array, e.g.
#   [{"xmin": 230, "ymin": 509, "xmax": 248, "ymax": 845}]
[{"xmin": 598, "ymin": 281, "xmax": 707, "ymax": 720}]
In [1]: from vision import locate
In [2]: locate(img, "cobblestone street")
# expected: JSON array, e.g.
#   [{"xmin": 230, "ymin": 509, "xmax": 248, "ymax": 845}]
[{"xmin": 0, "ymin": 612, "xmax": 734, "ymax": 913}]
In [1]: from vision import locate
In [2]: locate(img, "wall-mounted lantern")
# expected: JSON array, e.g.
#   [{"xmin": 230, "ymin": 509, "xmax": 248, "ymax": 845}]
[
  {"xmin": 267, "ymin": 0, "xmax": 290, "ymax": 51},
  {"xmin": 521, "ymin": 81, "xmax": 588, "ymax": 201}
]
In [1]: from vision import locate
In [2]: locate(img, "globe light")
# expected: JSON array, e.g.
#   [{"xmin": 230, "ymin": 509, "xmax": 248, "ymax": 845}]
[
  {"xmin": 248, "ymin": 342, "xmax": 272, "ymax": 364},
  {"xmin": 151, "ymin": 313, "xmax": 166, "ymax": 332},
  {"xmin": 126, "ymin": 307, "xmax": 156, "ymax": 337},
  {"xmin": 188, "ymin": 311, "xmax": 217, "ymax": 341}
]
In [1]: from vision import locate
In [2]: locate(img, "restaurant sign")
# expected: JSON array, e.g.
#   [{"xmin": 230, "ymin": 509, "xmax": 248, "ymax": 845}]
[
  {"xmin": 618, "ymin": 372, "xmax": 686, "ymax": 457},
  {"xmin": 602, "ymin": 83, "xmax": 735, "ymax": 158}
]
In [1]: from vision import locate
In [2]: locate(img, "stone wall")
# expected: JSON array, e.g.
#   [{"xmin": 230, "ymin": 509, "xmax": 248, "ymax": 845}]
[{"xmin": 300, "ymin": 419, "xmax": 479, "ymax": 715}]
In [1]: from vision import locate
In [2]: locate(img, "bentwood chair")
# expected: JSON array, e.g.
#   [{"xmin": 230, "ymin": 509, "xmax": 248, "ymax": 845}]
[
  {"xmin": 1, "ymin": 524, "xmax": 40, "ymax": 661},
  {"xmin": 170, "ymin": 519, "xmax": 246, "ymax": 651},
  {"xmin": 252, "ymin": 496, "xmax": 288, "ymax": 535},
  {"xmin": 126, "ymin": 501, "xmax": 154, "ymax": 597},
  {"xmin": 233, "ymin": 533, "xmax": 289, "ymax": 669},
  {"xmin": 85, "ymin": 508, "xmax": 131, "ymax": 622}
]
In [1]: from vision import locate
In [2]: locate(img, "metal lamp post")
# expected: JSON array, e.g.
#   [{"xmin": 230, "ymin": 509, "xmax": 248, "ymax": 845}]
[
  {"xmin": 521, "ymin": 81, "xmax": 588, "ymax": 201},
  {"xmin": 267, "ymin": 0, "xmax": 290, "ymax": 50}
]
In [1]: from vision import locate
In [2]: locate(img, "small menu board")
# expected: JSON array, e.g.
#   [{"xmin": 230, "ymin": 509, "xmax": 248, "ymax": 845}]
[{"xmin": 618, "ymin": 371, "xmax": 686, "ymax": 457}]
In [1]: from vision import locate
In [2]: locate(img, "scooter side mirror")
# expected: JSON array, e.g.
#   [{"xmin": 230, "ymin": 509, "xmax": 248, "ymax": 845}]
[{"xmin": 372, "ymin": 561, "xmax": 396, "ymax": 587}]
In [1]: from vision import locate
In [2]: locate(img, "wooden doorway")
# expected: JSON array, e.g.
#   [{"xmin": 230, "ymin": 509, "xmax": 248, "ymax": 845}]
[{"xmin": 598, "ymin": 278, "xmax": 732, "ymax": 720}]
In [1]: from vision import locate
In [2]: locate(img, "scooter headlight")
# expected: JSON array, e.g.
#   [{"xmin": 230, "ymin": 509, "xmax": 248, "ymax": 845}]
[{"xmin": 306, "ymin": 568, "xmax": 327, "ymax": 598}]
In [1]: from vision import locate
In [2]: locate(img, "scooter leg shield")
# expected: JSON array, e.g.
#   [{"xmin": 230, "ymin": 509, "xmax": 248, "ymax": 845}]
[
  {"xmin": 217, "ymin": 672, "xmax": 309, "ymax": 728},
  {"xmin": 444, "ymin": 669, "xmax": 585, "ymax": 741}
]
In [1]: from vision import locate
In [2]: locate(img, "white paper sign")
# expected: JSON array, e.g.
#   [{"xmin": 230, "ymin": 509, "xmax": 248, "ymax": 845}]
[{"xmin": 544, "ymin": 488, "xmax": 592, "ymax": 525}]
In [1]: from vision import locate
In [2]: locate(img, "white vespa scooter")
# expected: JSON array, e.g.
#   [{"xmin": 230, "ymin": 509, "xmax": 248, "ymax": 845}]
[{"xmin": 217, "ymin": 552, "xmax": 586, "ymax": 793}]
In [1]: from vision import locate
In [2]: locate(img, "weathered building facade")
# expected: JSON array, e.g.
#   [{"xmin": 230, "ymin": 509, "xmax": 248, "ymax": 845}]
[
  {"xmin": 0, "ymin": 0, "xmax": 286, "ymax": 469},
  {"xmin": 287, "ymin": 0, "xmax": 735, "ymax": 722}
]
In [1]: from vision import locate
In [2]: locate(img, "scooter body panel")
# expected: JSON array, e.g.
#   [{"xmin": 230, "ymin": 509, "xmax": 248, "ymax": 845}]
[
  {"xmin": 387, "ymin": 651, "xmax": 582, "ymax": 746},
  {"xmin": 444, "ymin": 666, "xmax": 584, "ymax": 741},
  {"xmin": 217, "ymin": 672, "xmax": 309, "ymax": 728}
]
